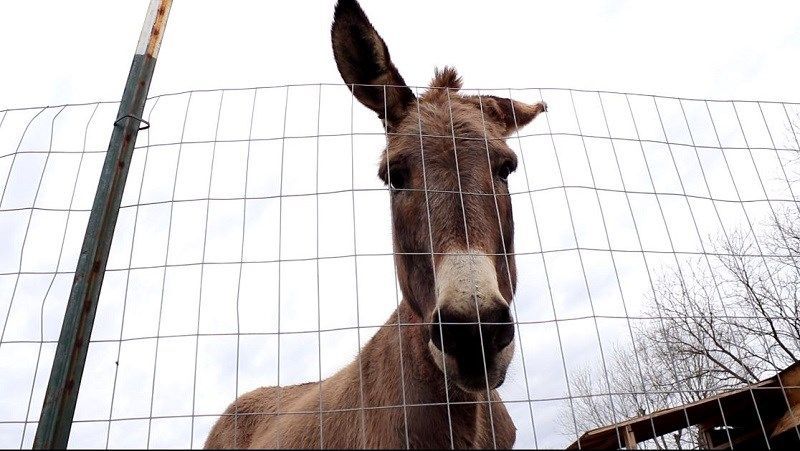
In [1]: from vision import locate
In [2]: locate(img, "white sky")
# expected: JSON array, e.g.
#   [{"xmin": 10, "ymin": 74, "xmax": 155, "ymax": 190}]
[
  {"xmin": 1, "ymin": 1, "xmax": 800, "ymax": 449},
  {"xmin": 1, "ymin": 0, "xmax": 799, "ymax": 108}
]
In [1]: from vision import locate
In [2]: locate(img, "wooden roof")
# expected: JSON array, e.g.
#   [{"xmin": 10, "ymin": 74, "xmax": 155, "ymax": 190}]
[{"xmin": 566, "ymin": 362, "xmax": 800, "ymax": 449}]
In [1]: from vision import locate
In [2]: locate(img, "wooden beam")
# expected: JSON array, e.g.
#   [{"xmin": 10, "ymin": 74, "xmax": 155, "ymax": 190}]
[
  {"xmin": 623, "ymin": 425, "xmax": 637, "ymax": 449},
  {"xmin": 772, "ymin": 363, "xmax": 800, "ymax": 438}
]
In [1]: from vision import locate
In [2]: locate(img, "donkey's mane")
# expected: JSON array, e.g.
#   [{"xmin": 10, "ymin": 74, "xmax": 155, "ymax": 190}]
[{"xmin": 429, "ymin": 66, "xmax": 464, "ymax": 91}]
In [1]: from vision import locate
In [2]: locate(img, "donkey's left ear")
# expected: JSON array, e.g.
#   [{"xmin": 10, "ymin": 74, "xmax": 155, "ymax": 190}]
[
  {"xmin": 331, "ymin": 0, "xmax": 416, "ymax": 129},
  {"xmin": 479, "ymin": 96, "xmax": 547, "ymax": 136}
]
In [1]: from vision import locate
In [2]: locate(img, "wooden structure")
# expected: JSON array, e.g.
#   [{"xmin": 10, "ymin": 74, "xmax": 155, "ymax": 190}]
[{"xmin": 567, "ymin": 362, "xmax": 800, "ymax": 449}]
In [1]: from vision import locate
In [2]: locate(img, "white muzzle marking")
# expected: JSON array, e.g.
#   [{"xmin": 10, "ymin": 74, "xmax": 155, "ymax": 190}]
[{"xmin": 434, "ymin": 250, "xmax": 506, "ymax": 315}]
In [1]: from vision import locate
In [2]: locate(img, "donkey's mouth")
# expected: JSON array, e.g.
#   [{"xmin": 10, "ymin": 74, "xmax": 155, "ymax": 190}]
[
  {"xmin": 427, "ymin": 338, "xmax": 515, "ymax": 393},
  {"xmin": 456, "ymin": 369, "xmax": 508, "ymax": 392}
]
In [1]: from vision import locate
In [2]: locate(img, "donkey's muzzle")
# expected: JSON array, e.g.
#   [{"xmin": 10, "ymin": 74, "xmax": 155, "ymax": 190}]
[{"xmin": 429, "ymin": 304, "xmax": 515, "ymax": 390}]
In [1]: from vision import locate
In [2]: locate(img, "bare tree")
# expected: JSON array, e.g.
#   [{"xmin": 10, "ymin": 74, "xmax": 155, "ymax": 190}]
[
  {"xmin": 557, "ymin": 331, "xmax": 710, "ymax": 449},
  {"xmin": 559, "ymin": 205, "xmax": 800, "ymax": 449}
]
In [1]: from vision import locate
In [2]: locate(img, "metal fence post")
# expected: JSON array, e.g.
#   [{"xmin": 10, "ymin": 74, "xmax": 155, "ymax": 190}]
[{"xmin": 33, "ymin": 1, "xmax": 173, "ymax": 448}]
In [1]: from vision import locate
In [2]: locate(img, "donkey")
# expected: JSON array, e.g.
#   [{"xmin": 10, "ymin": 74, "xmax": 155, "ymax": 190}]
[{"xmin": 205, "ymin": 0, "xmax": 546, "ymax": 448}]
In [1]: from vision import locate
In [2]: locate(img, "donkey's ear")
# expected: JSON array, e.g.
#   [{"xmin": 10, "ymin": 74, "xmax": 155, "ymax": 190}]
[
  {"xmin": 332, "ymin": 0, "xmax": 415, "ymax": 128},
  {"xmin": 479, "ymin": 96, "xmax": 547, "ymax": 136}
]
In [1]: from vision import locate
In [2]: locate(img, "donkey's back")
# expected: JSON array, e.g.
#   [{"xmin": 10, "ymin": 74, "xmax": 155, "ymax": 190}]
[{"xmin": 203, "ymin": 382, "xmax": 318, "ymax": 449}]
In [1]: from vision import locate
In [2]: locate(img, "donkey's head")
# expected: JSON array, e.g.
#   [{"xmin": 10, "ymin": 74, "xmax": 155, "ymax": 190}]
[{"xmin": 332, "ymin": 0, "xmax": 545, "ymax": 393}]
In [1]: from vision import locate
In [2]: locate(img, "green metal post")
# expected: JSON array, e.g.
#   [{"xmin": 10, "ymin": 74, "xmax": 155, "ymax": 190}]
[{"xmin": 33, "ymin": 1, "xmax": 173, "ymax": 448}]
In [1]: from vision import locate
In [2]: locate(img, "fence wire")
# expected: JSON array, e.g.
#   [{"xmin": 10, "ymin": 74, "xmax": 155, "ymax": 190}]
[{"xmin": 1, "ymin": 85, "xmax": 799, "ymax": 449}]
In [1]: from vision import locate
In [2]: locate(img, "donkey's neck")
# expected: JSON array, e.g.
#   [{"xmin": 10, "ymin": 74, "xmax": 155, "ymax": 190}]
[{"xmin": 347, "ymin": 300, "xmax": 511, "ymax": 448}]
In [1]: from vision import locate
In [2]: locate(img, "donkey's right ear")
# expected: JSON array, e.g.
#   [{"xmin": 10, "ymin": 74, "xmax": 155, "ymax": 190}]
[{"xmin": 331, "ymin": 0, "xmax": 416, "ymax": 129}]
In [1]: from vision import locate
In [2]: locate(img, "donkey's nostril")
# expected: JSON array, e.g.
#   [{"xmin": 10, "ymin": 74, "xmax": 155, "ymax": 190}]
[
  {"xmin": 429, "ymin": 308, "xmax": 458, "ymax": 353},
  {"xmin": 487, "ymin": 306, "xmax": 515, "ymax": 351},
  {"xmin": 429, "ymin": 306, "xmax": 514, "ymax": 356},
  {"xmin": 430, "ymin": 311, "xmax": 444, "ymax": 352}
]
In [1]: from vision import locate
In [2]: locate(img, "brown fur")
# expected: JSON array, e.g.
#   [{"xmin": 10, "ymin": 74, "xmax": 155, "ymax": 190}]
[
  {"xmin": 205, "ymin": 0, "xmax": 545, "ymax": 448},
  {"xmin": 204, "ymin": 303, "xmax": 516, "ymax": 449}
]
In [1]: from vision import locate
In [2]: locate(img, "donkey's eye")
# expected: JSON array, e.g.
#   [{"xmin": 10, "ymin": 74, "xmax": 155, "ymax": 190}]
[
  {"xmin": 388, "ymin": 168, "xmax": 408, "ymax": 190},
  {"xmin": 496, "ymin": 160, "xmax": 516, "ymax": 181}
]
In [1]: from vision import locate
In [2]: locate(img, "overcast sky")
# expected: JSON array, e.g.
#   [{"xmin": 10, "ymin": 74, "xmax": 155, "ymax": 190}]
[
  {"xmin": 1, "ymin": 0, "xmax": 799, "ymax": 109},
  {"xmin": 1, "ymin": 1, "xmax": 800, "ymax": 449}
]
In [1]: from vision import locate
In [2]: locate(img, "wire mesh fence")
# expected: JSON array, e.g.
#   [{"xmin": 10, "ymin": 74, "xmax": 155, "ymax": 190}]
[{"xmin": 1, "ymin": 85, "xmax": 799, "ymax": 449}]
